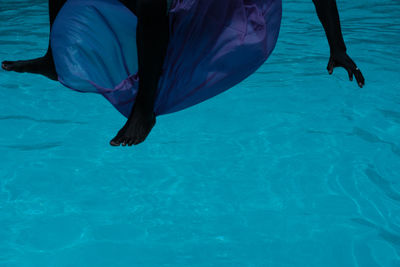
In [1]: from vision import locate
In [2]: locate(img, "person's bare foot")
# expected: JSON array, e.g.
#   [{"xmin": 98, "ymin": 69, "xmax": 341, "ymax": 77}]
[
  {"xmin": 2, "ymin": 55, "xmax": 58, "ymax": 81},
  {"xmin": 110, "ymin": 103, "xmax": 156, "ymax": 146}
]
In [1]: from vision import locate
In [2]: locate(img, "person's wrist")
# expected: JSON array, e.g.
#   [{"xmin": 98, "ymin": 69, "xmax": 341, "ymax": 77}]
[{"xmin": 330, "ymin": 44, "xmax": 347, "ymax": 57}]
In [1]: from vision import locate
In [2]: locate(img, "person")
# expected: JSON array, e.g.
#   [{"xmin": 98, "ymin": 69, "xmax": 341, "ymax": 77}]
[{"xmin": 1, "ymin": 0, "xmax": 365, "ymax": 147}]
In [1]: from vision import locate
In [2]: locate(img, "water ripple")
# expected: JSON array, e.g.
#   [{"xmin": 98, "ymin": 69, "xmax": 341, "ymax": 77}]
[
  {"xmin": 351, "ymin": 127, "xmax": 400, "ymax": 157},
  {"xmin": 365, "ymin": 166, "xmax": 400, "ymax": 202},
  {"xmin": 0, "ymin": 115, "xmax": 86, "ymax": 125},
  {"xmin": 379, "ymin": 109, "xmax": 400, "ymax": 124},
  {"xmin": 3, "ymin": 142, "xmax": 62, "ymax": 151}
]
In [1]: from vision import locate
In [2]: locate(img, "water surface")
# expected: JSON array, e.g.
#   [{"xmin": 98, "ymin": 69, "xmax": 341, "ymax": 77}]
[{"xmin": 0, "ymin": 0, "xmax": 399, "ymax": 266}]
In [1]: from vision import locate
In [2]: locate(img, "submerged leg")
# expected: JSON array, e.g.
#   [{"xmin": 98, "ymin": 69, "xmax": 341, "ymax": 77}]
[
  {"xmin": 111, "ymin": 0, "xmax": 169, "ymax": 146},
  {"xmin": 1, "ymin": 0, "xmax": 66, "ymax": 80}
]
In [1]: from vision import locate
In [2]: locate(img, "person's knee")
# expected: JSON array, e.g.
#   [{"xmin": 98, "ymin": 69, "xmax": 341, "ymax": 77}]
[{"xmin": 136, "ymin": 0, "xmax": 166, "ymax": 18}]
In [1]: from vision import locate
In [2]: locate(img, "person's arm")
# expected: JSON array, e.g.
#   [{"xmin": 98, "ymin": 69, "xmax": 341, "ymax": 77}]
[{"xmin": 312, "ymin": 0, "xmax": 365, "ymax": 87}]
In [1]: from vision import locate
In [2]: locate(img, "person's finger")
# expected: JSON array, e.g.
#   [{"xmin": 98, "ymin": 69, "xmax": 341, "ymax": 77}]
[
  {"xmin": 346, "ymin": 56, "xmax": 357, "ymax": 69},
  {"xmin": 346, "ymin": 67, "xmax": 353, "ymax": 81},
  {"xmin": 354, "ymin": 68, "xmax": 365, "ymax": 88},
  {"xmin": 327, "ymin": 57, "xmax": 335, "ymax": 75},
  {"xmin": 1, "ymin": 61, "xmax": 11, "ymax": 70}
]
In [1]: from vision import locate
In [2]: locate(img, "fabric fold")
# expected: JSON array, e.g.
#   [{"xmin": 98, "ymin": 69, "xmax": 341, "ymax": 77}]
[{"xmin": 51, "ymin": 0, "xmax": 282, "ymax": 117}]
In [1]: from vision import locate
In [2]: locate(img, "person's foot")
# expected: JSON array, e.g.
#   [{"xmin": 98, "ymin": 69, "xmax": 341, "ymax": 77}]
[
  {"xmin": 1, "ymin": 55, "xmax": 58, "ymax": 81},
  {"xmin": 110, "ymin": 104, "xmax": 156, "ymax": 146}
]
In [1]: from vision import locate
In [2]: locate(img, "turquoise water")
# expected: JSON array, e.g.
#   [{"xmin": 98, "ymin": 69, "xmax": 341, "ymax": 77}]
[{"xmin": 1, "ymin": 0, "xmax": 400, "ymax": 266}]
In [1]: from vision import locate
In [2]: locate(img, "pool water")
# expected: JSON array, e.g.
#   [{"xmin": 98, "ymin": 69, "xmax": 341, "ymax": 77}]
[{"xmin": 1, "ymin": 0, "xmax": 399, "ymax": 266}]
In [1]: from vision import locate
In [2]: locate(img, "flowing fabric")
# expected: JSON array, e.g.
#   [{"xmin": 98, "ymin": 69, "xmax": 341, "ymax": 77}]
[{"xmin": 51, "ymin": 0, "xmax": 282, "ymax": 117}]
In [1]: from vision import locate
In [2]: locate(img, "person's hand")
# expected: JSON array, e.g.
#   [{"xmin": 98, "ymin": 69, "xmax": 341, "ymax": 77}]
[{"xmin": 327, "ymin": 51, "xmax": 365, "ymax": 88}]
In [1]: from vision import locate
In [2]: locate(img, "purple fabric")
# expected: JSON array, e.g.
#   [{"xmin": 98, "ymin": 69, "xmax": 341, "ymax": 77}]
[{"xmin": 51, "ymin": 0, "xmax": 282, "ymax": 117}]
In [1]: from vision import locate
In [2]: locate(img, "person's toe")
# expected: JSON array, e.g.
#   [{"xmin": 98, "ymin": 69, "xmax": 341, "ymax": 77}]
[
  {"xmin": 133, "ymin": 137, "xmax": 141, "ymax": 145},
  {"xmin": 110, "ymin": 138, "xmax": 121, "ymax": 146},
  {"xmin": 122, "ymin": 139, "xmax": 128, "ymax": 146},
  {"xmin": 134, "ymin": 134, "xmax": 146, "ymax": 145}
]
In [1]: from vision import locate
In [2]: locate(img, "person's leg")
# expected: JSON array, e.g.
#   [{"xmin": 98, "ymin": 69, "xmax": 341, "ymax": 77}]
[
  {"xmin": 1, "ymin": 0, "xmax": 66, "ymax": 80},
  {"xmin": 111, "ymin": 0, "xmax": 169, "ymax": 146}
]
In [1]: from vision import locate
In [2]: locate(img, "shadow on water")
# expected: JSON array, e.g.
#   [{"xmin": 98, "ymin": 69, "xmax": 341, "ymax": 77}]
[
  {"xmin": 0, "ymin": 115, "xmax": 86, "ymax": 125},
  {"xmin": 3, "ymin": 142, "xmax": 62, "ymax": 151},
  {"xmin": 351, "ymin": 127, "xmax": 400, "ymax": 157},
  {"xmin": 364, "ymin": 165, "xmax": 400, "ymax": 202},
  {"xmin": 352, "ymin": 217, "xmax": 400, "ymax": 248},
  {"xmin": 379, "ymin": 109, "xmax": 400, "ymax": 124}
]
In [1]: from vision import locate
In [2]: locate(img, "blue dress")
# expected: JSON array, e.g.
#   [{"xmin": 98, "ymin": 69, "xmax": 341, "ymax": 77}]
[{"xmin": 50, "ymin": 0, "xmax": 282, "ymax": 117}]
